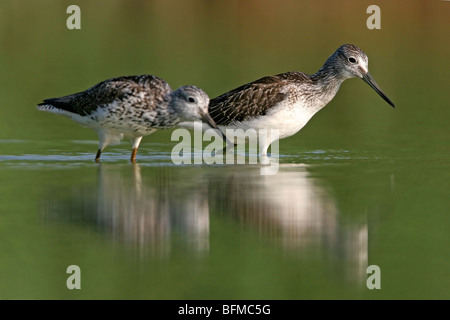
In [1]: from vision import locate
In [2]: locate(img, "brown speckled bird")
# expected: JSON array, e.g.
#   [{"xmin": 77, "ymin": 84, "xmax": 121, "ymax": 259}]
[
  {"xmin": 180, "ymin": 44, "xmax": 395, "ymax": 156},
  {"xmin": 38, "ymin": 75, "xmax": 220, "ymax": 162}
]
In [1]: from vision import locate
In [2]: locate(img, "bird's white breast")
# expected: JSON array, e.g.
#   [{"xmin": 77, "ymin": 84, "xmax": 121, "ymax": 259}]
[{"xmin": 227, "ymin": 100, "xmax": 319, "ymax": 140}]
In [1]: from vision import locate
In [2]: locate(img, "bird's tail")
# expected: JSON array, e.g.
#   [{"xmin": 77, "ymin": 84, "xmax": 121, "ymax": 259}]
[
  {"xmin": 36, "ymin": 102, "xmax": 71, "ymax": 116},
  {"xmin": 37, "ymin": 103, "xmax": 59, "ymax": 112},
  {"xmin": 36, "ymin": 99, "xmax": 83, "ymax": 122}
]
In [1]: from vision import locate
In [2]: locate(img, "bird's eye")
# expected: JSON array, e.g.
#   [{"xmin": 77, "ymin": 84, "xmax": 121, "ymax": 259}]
[
  {"xmin": 348, "ymin": 57, "xmax": 357, "ymax": 64},
  {"xmin": 188, "ymin": 97, "xmax": 196, "ymax": 103}
]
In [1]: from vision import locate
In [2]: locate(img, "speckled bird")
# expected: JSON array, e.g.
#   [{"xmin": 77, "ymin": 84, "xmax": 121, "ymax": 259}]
[
  {"xmin": 181, "ymin": 44, "xmax": 395, "ymax": 156},
  {"xmin": 37, "ymin": 75, "xmax": 221, "ymax": 162}
]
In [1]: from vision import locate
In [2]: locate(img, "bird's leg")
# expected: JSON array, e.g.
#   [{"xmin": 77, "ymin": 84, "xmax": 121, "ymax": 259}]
[
  {"xmin": 130, "ymin": 136, "xmax": 143, "ymax": 163},
  {"xmin": 95, "ymin": 149, "xmax": 102, "ymax": 163},
  {"xmin": 96, "ymin": 131, "xmax": 111, "ymax": 163},
  {"xmin": 130, "ymin": 148, "xmax": 138, "ymax": 163},
  {"xmin": 260, "ymin": 141, "xmax": 270, "ymax": 157}
]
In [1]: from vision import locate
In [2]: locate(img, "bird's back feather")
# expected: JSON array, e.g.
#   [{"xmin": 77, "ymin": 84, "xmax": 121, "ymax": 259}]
[
  {"xmin": 37, "ymin": 75, "xmax": 172, "ymax": 116},
  {"xmin": 209, "ymin": 72, "xmax": 311, "ymax": 125}
]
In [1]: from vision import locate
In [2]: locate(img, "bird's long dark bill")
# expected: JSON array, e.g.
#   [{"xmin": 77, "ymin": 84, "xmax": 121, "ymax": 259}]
[
  {"xmin": 362, "ymin": 73, "xmax": 395, "ymax": 108},
  {"xmin": 200, "ymin": 111, "xmax": 229, "ymax": 143}
]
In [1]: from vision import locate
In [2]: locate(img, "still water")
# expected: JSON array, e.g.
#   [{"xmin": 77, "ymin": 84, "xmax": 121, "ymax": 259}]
[
  {"xmin": 1, "ymin": 138, "xmax": 449, "ymax": 299},
  {"xmin": 0, "ymin": 0, "xmax": 449, "ymax": 300}
]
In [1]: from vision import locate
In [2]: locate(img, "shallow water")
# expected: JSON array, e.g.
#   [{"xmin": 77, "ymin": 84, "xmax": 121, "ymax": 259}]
[
  {"xmin": 1, "ymin": 1, "xmax": 449, "ymax": 300},
  {"xmin": 1, "ymin": 137, "xmax": 449, "ymax": 299}
]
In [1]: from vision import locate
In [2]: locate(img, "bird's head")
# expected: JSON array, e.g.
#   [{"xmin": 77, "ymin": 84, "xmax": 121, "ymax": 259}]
[
  {"xmin": 170, "ymin": 85, "xmax": 222, "ymax": 130},
  {"xmin": 329, "ymin": 44, "xmax": 395, "ymax": 108}
]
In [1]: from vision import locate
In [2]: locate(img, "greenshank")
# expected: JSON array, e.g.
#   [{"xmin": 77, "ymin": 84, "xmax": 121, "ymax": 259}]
[
  {"xmin": 38, "ymin": 75, "xmax": 220, "ymax": 162},
  {"xmin": 204, "ymin": 44, "xmax": 395, "ymax": 155}
]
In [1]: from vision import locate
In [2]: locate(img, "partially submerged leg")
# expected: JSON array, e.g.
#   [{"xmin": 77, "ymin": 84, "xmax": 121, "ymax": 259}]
[
  {"xmin": 96, "ymin": 130, "xmax": 111, "ymax": 163},
  {"xmin": 130, "ymin": 148, "xmax": 138, "ymax": 163},
  {"xmin": 260, "ymin": 143, "xmax": 269, "ymax": 157},
  {"xmin": 130, "ymin": 136, "xmax": 143, "ymax": 163},
  {"xmin": 259, "ymin": 130, "xmax": 278, "ymax": 157},
  {"xmin": 95, "ymin": 149, "xmax": 102, "ymax": 163}
]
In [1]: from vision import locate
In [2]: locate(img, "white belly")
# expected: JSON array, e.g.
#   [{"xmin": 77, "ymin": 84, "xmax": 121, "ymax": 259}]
[
  {"xmin": 234, "ymin": 102, "xmax": 318, "ymax": 139},
  {"xmin": 180, "ymin": 101, "xmax": 318, "ymax": 140},
  {"xmin": 179, "ymin": 101, "xmax": 320, "ymax": 155}
]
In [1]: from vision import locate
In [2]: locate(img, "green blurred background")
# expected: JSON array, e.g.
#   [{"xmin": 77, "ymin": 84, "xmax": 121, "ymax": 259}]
[
  {"xmin": 0, "ymin": 0, "xmax": 449, "ymax": 300},
  {"xmin": 0, "ymin": 1, "xmax": 448, "ymax": 153}
]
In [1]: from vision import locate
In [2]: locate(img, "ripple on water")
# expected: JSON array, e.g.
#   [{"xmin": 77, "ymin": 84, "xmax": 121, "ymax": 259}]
[{"xmin": 0, "ymin": 138, "xmax": 383, "ymax": 170}]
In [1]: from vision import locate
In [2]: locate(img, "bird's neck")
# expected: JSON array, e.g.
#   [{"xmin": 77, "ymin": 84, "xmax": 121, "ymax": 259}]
[
  {"xmin": 155, "ymin": 98, "xmax": 181, "ymax": 127},
  {"xmin": 312, "ymin": 55, "xmax": 348, "ymax": 85},
  {"xmin": 308, "ymin": 61, "xmax": 347, "ymax": 109}
]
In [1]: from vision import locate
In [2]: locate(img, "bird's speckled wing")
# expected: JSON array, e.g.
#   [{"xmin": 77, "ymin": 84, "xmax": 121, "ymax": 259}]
[
  {"xmin": 209, "ymin": 72, "xmax": 310, "ymax": 125},
  {"xmin": 38, "ymin": 75, "xmax": 172, "ymax": 116}
]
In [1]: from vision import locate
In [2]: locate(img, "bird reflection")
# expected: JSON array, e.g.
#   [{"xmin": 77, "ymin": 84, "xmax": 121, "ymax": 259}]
[
  {"xmin": 41, "ymin": 162, "xmax": 367, "ymax": 282},
  {"xmin": 207, "ymin": 164, "xmax": 368, "ymax": 283},
  {"xmin": 95, "ymin": 164, "xmax": 210, "ymax": 256},
  {"xmin": 41, "ymin": 164, "xmax": 210, "ymax": 257}
]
